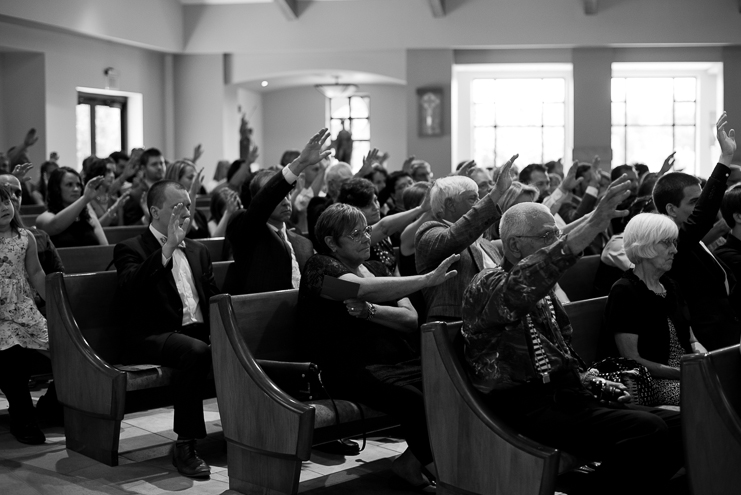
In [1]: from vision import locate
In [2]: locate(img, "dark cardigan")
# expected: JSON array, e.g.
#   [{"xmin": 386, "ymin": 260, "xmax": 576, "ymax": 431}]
[{"xmin": 604, "ymin": 270, "xmax": 692, "ymax": 365}]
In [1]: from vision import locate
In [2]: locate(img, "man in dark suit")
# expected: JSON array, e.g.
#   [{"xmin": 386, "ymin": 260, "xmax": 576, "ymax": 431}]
[
  {"xmin": 653, "ymin": 112, "xmax": 739, "ymax": 351},
  {"xmin": 114, "ymin": 179, "xmax": 218, "ymax": 478},
  {"xmin": 224, "ymin": 128, "xmax": 331, "ymax": 295},
  {"xmin": 415, "ymin": 156, "xmax": 516, "ymax": 323},
  {"xmin": 715, "ymin": 184, "xmax": 741, "ymax": 319}
]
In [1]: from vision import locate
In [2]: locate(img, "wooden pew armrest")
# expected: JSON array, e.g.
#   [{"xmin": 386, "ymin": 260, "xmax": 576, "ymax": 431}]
[
  {"xmin": 47, "ymin": 273, "xmax": 126, "ymax": 419},
  {"xmin": 210, "ymin": 294, "xmax": 315, "ymax": 460}
]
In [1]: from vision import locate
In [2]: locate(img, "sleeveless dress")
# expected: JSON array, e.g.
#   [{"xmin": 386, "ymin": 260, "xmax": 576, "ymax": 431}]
[{"xmin": 0, "ymin": 229, "xmax": 48, "ymax": 351}]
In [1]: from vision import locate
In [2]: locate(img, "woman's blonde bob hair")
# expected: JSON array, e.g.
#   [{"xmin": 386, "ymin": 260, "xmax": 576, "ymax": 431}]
[{"xmin": 623, "ymin": 213, "xmax": 679, "ymax": 264}]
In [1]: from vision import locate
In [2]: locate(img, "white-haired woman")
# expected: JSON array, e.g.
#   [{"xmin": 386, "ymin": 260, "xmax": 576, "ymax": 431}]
[{"xmin": 604, "ymin": 213, "xmax": 706, "ymax": 405}]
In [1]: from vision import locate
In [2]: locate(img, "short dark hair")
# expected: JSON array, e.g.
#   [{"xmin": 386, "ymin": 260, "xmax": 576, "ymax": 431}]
[
  {"xmin": 721, "ymin": 185, "xmax": 741, "ymax": 228},
  {"xmin": 0, "ymin": 184, "xmax": 23, "ymax": 231},
  {"xmin": 146, "ymin": 180, "xmax": 185, "ymax": 215},
  {"xmin": 249, "ymin": 169, "xmax": 278, "ymax": 198},
  {"xmin": 652, "ymin": 172, "xmax": 700, "ymax": 214},
  {"xmin": 637, "ymin": 173, "xmax": 658, "ymax": 197},
  {"xmin": 47, "ymin": 167, "xmax": 90, "ymax": 221},
  {"xmin": 364, "ymin": 165, "xmax": 388, "ymax": 184},
  {"xmin": 338, "ymin": 178, "xmax": 376, "ymax": 208},
  {"xmin": 109, "ymin": 151, "xmax": 129, "ymax": 163},
  {"xmin": 611, "ymin": 164, "xmax": 635, "ymax": 182},
  {"xmin": 544, "ymin": 160, "xmax": 559, "ymax": 174},
  {"xmin": 280, "ymin": 150, "xmax": 300, "ymax": 167},
  {"xmin": 227, "ymin": 159, "xmax": 246, "ymax": 182},
  {"xmin": 576, "ymin": 164, "xmax": 592, "ymax": 180},
  {"xmin": 634, "ymin": 163, "xmax": 649, "ymax": 177},
  {"xmin": 379, "ymin": 171, "xmax": 412, "ymax": 205},
  {"xmin": 139, "ymin": 148, "xmax": 162, "ymax": 167},
  {"xmin": 314, "ymin": 203, "xmax": 366, "ymax": 255},
  {"xmin": 519, "ymin": 164, "xmax": 546, "ymax": 184},
  {"xmin": 86, "ymin": 158, "xmax": 113, "ymax": 185},
  {"xmin": 402, "ymin": 182, "xmax": 431, "ymax": 210}
]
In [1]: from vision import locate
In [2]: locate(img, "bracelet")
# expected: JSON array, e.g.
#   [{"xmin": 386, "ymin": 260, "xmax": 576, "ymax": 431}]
[{"xmin": 365, "ymin": 302, "xmax": 376, "ymax": 320}]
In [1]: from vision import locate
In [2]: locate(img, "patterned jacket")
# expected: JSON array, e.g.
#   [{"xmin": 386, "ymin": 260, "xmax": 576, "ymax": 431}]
[{"xmin": 461, "ymin": 239, "xmax": 585, "ymax": 393}]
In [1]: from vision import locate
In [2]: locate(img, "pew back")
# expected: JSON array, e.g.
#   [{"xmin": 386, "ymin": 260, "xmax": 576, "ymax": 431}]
[
  {"xmin": 58, "ymin": 245, "xmax": 116, "ymax": 273},
  {"xmin": 21, "ymin": 214, "xmax": 37, "ymax": 227},
  {"xmin": 21, "ymin": 204, "xmax": 46, "ymax": 216},
  {"xmin": 559, "ymin": 255, "xmax": 600, "ymax": 302},
  {"xmin": 103, "ymin": 226, "xmax": 147, "ymax": 244},
  {"xmin": 563, "ymin": 296, "xmax": 607, "ymax": 366}
]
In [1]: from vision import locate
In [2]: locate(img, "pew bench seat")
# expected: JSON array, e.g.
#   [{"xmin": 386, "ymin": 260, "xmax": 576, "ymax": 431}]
[
  {"xmin": 47, "ymin": 261, "xmax": 233, "ymax": 466},
  {"xmin": 210, "ymin": 290, "xmax": 398, "ymax": 495}
]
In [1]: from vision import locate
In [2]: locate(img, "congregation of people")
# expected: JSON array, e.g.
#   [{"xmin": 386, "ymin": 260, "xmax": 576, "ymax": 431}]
[{"xmin": 1, "ymin": 106, "xmax": 741, "ymax": 494}]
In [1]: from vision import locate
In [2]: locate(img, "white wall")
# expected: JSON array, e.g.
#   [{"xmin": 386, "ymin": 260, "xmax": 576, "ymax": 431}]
[
  {"xmin": 0, "ymin": 20, "xmax": 167, "ymax": 172},
  {"xmin": 0, "ymin": 0, "xmax": 183, "ymax": 52},
  {"xmin": 261, "ymin": 84, "xmax": 406, "ymax": 171},
  {"xmin": 182, "ymin": 0, "xmax": 741, "ymax": 54}
]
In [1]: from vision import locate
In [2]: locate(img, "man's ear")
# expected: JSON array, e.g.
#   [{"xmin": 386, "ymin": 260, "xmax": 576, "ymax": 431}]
[
  {"xmin": 665, "ymin": 203, "xmax": 678, "ymax": 219},
  {"xmin": 504, "ymin": 236, "xmax": 521, "ymax": 259},
  {"xmin": 325, "ymin": 236, "xmax": 338, "ymax": 252},
  {"xmin": 443, "ymin": 197, "xmax": 456, "ymax": 212}
]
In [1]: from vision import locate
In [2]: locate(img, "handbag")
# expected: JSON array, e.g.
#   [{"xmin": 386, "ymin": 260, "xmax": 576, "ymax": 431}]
[{"xmin": 587, "ymin": 357, "xmax": 659, "ymax": 406}]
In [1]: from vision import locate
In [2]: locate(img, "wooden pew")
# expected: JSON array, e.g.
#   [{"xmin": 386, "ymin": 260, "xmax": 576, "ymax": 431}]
[
  {"xmin": 681, "ymin": 344, "xmax": 741, "ymax": 495},
  {"xmin": 56, "ymin": 238, "xmax": 227, "ymax": 274},
  {"xmin": 419, "ymin": 298, "xmax": 605, "ymax": 495},
  {"xmin": 559, "ymin": 254, "xmax": 600, "ymax": 302},
  {"xmin": 103, "ymin": 225, "xmax": 147, "ymax": 244},
  {"xmin": 21, "ymin": 214, "xmax": 36, "ymax": 227},
  {"xmin": 210, "ymin": 291, "xmax": 398, "ymax": 495},
  {"xmin": 46, "ymin": 260, "xmax": 233, "ymax": 465},
  {"xmin": 196, "ymin": 194, "xmax": 210, "ymax": 208},
  {"xmin": 20, "ymin": 204, "xmax": 46, "ymax": 216}
]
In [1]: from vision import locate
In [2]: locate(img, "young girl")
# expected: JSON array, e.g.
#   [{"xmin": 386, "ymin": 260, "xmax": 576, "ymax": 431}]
[{"xmin": 0, "ymin": 184, "xmax": 49, "ymax": 444}]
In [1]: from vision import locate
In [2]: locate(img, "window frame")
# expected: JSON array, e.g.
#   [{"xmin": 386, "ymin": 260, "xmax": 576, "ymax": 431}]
[
  {"xmin": 454, "ymin": 64, "xmax": 574, "ymax": 173},
  {"xmin": 77, "ymin": 92, "xmax": 128, "ymax": 160},
  {"xmin": 326, "ymin": 94, "xmax": 371, "ymax": 172}
]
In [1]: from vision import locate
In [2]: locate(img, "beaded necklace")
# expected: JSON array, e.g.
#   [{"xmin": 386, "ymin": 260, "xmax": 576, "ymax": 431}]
[{"xmin": 525, "ymin": 295, "xmax": 561, "ymax": 384}]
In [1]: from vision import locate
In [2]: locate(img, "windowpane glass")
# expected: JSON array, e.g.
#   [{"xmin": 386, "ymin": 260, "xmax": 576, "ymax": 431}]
[
  {"xmin": 674, "ymin": 126, "xmax": 695, "ymax": 171},
  {"xmin": 612, "ymin": 102, "xmax": 626, "ymax": 126},
  {"xmin": 611, "ymin": 78, "xmax": 626, "ymax": 103},
  {"xmin": 350, "ymin": 96, "xmax": 369, "ymax": 118},
  {"xmin": 473, "ymin": 127, "xmax": 495, "ymax": 169},
  {"xmin": 472, "ymin": 79, "xmax": 496, "ymax": 104},
  {"xmin": 329, "ymin": 119, "xmax": 345, "ymax": 140},
  {"xmin": 543, "ymin": 127, "xmax": 565, "ymax": 163},
  {"xmin": 94, "ymin": 105, "xmax": 122, "ymax": 159},
  {"xmin": 495, "ymin": 79, "xmax": 543, "ymax": 103},
  {"xmin": 473, "ymin": 103, "xmax": 495, "ymax": 126},
  {"xmin": 542, "ymin": 79, "xmax": 565, "ymax": 103},
  {"xmin": 626, "ymin": 126, "xmax": 673, "ymax": 168},
  {"xmin": 611, "ymin": 126, "xmax": 626, "ymax": 166},
  {"xmin": 496, "ymin": 127, "xmax": 542, "ymax": 165},
  {"xmin": 626, "ymin": 78, "xmax": 673, "ymax": 126},
  {"xmin": 76, "ymin": 104, "xmax": 91, "ymax": 169},
  {"xmin": 351, "ymin": 140, "xmax": 370, "ymax": 173},
  {"xmin": 674, "ymin": 102, "xmax": 696, "ymax": 125},
  {"xmin": 330, "ymin": 98, "xmax": 350, "ymax": 119},
  {"xmin": 496, "ymin": 100, "xmax": 542, "ymax": 126},
  {"xmin": 674, "ymin": 78, "xmax": 697, "ymax": 102},
  {"xmin": 543, "ymin": 103, "xmax": 564, "ymax": 126},
  {"xmin": 351, "ymin": 118, "xmax": 370, "ymax": 140}
]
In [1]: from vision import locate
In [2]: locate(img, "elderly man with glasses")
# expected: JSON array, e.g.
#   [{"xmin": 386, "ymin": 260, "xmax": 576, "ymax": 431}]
[{"xmin": 460, "ymin": 176, "xmax": 684, "ymax": 495}]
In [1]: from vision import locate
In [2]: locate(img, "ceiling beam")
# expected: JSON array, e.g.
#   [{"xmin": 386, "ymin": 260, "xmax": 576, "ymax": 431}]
[
  {"xmin": 428, "ymin": 0, "xmax": 446, "ymax": 18},
  {"xmin": 274, "ymin": 0, "xmax": 298, "ymax": 20},
  {"xmin": 584, "ymin": 0, "xmax": 598, "ymax": 15}
]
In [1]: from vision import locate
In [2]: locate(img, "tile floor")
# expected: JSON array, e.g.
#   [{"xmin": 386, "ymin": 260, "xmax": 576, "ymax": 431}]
[{"xmin": 0, "ymin": 385, "xmax": 429, "ymax": 495}]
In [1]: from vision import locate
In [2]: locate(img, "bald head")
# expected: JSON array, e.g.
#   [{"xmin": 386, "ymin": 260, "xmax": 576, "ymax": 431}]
[
  {"xmin": 500, "ymin": 202, "xmax": 558, "ymax": 264},
  {"xmin": 0, "ymin": 174, "xmax": 23, "ymax": 210}
]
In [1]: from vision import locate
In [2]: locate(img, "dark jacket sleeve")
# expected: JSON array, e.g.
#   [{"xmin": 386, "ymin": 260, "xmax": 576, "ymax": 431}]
[
  {"xmin": 227, "ymin": 171, "xmax": 294, "ymax": 250},
  {"xmin": 114, "ymin": 239, "xmax": 173, "ymax": 295},
  {"xmin": 681, "ymin": 163, "xmax": 730, "ymax": 244}
]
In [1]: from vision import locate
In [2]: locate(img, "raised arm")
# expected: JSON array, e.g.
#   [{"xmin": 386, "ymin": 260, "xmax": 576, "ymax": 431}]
[{"xmin": 36, "ymin": 176, "xmax": 105, "ymax": 236}]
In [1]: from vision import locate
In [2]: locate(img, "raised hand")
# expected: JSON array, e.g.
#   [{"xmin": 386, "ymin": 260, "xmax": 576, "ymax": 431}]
[
  {"xmin": 192, "ymin": 144, "xmax": 204, "ymax": 163},
  {"xmin": 83, "ymin": 176, "xmax": 105, "ymax": 202},
  {"xmin": 247, "ymin": 145, "xmax": 260, "ymax": 164},
  {"xmin": 591, "ymin": 175, "xmax": 632, "ymax": 227},
  {"xmin": 493, "ymin": 154, "xmax": 518, "ymax": 196},
  {"xmin": 123, "ymin": 149, "xmax": 144, "ymax": 179},
  {"xmin": 716, "ymin": 111, "xmax": 736, "ymax": 163},
  {"xmin": 49, "ymin": 152, "xmax": 59, "ymax": 162},
  {"xmin": 190, "ymin": 167, "xmax": 204, "ymax": 198},
  {"xmin": 12, "ymin": 163, "xmax": 34, "ymax": 182},
  {"xmin": 455, "ymin": 160, "xmax": 476, "ymax": 177},
  {"xmin": 658, "ymin": 151, "xmax": 676, "ymax": 177},
  {"xmin": 110, "ymin": 190, "xmax": 131, "ymax": 211},
  {"xmin": 419, "ymin": 189, "xmax": 432, "ymax": 213},
  {"xmin": 425, "ymin": 253, "xmax": 460, "ymax": 287},
  {"xmin": 24, "ymin": 128, "xmax": 39, "ymax": 148},
  {"xmin": 225, "ymin": 191, "xmax": 241, "ymax": 215},
  {"xmin": 356, "ymin": 148, "xmax": 380, "ymax": 177},
  {"xmin": 295, "ymin": 128, "xmax": 332, "ymax": 171},
  {"xmin": 402, "ymin": 155, "xmax": 416, "ymax": 174},
  {"xmin": 166, "ymin": 202, "xmax": 190, "ymax": 248},
  {"xmin": 560, "ymin": 160, "xmax": 584, "ymax": 192}
]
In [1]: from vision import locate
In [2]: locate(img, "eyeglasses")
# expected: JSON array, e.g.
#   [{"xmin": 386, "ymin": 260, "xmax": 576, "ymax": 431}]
[
  {"xmin": 657, "ymin": 238, "xmax": 678, "ymax": 248},
  {"xmin": 515, "ymin": 229, "xmax": 562, "ymax": 244},
  {"xmin": 345, "ymin": 226, "xmax": 373, "ymax": 242}
]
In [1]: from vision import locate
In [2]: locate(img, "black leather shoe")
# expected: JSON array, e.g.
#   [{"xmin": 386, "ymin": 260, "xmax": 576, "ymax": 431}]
[
  {"xmin": 10, "ymin": 421, "xmax": 46, "ymax": 445},
  {"xmin": 314, "ymin": 438, "xmax": 360, "ymax": 456},
  {"xmin": 171, "ymin": 440, "xmax": 211, "ymax": 478}
]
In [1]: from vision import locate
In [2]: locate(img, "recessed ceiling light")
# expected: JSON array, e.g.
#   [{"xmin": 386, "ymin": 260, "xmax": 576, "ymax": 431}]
[{"xmin": 261, "ymin": 81, "xmax": 269, "ymax": 87}]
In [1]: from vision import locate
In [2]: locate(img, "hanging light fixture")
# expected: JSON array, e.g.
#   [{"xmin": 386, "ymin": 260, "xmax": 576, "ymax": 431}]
[{"xmin": 315, "ymin": 76, "xmax": 358, "ymax": 99}]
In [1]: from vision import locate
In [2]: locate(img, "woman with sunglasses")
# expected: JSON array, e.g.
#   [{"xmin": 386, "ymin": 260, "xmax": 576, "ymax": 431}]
[
  {"xmin": 604, "ymin": 212, "xmax": 706, "ymax": 406},
  {"xmin": 299, "ymin": 202, "xmax": 458, "ymax": 492}
]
